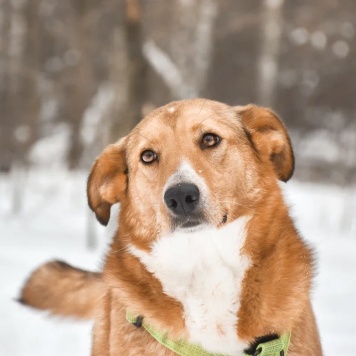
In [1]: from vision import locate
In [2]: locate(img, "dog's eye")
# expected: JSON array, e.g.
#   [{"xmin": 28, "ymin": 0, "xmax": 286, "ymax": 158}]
[
  {"xmin": 202, "ymin": 133, "xmax": 221, "ymax": 148},
  {"xmin": 141, "ymin": 150, "xmax": 157, "ymax": 164}
]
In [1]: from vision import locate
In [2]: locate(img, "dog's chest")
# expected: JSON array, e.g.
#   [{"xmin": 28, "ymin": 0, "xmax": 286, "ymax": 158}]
[{"xmin": 130, "ymin": 217, "xmax": 251, "ymax": 355}]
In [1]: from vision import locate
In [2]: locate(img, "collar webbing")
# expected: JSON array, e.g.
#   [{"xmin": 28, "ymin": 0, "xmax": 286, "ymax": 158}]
[{"xmin": 126, "ymin": 310, "xmax": 291, "ymax": 356}]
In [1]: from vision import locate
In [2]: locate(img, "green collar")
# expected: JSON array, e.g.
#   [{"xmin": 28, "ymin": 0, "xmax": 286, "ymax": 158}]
[{"xmin": 126, "ymin": 310, "xmax": 291, "ymax": 356}]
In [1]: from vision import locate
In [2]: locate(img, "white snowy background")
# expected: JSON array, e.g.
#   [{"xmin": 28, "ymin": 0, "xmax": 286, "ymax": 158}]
[{"xmin": 0, "ymin": 168, "xmax": 355, "ymax": 356}]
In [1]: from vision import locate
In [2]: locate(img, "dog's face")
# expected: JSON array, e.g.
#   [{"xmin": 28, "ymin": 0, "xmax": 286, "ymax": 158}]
[{"xmin": 87, "ymin": 99, "xmax": 294, "ymax": 241}]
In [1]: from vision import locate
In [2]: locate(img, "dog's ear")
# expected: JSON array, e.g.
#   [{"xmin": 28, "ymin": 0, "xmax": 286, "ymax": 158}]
[
  {"xmin": 236, "ymin": 104, "xmax": 294, "ymax": 182},
  {"xmin": 87, "ymin": 139, "xmax": 127, "ymax": 225}
]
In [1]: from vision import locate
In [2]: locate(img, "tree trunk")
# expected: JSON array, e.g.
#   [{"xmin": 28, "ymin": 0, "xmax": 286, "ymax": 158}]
[{"xmin": 257, "ymin": 0, "xmax": 285, "ymax": 107}]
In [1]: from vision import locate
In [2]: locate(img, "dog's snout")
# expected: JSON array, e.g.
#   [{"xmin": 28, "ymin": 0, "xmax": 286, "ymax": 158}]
[{"xmin": 164, "ymin": 183, "xmax": 200, "ymax": 216}]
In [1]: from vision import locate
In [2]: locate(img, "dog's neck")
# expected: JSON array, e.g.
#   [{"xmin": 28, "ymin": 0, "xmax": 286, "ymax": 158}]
[
  {"xmin": 105, "ymin": 197, "xmax": 313, "ymax": 354},
  {"xmin": 127, "ymin": 217, "xmax": 251, "ymax": 355}
]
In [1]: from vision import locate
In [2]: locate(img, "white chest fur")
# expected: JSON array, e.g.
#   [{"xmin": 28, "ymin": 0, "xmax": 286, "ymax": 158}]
[{"xmin": 129, "ymin": 217, "xmax": 251, "ymax": 355}]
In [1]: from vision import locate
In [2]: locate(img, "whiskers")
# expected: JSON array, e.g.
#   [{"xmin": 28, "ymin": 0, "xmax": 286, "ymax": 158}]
[
  {"xmin": 215, "ymin": 199, "xmax": 255, "ymax": 210},
  {"xmin": 112, "ymin": 245, "xmax": 131, "ymax": 254},
  {"xmin": 141, "ymin": 211, "xmax": 158, "ymax": 226}
]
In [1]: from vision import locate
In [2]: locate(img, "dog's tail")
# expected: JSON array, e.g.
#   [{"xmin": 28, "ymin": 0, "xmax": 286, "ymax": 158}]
[{"xmin": 19, "ymin": 260, "xmax": 106, "ymax": 319}]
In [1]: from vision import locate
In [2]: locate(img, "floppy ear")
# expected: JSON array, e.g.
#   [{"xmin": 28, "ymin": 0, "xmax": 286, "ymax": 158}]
[
  {"xmin": 236, "ymin": 104, "xmax": 294, "ymax": 182},
  {"xmin": 87, "ymin": 139, "xmax": 127, "ymax": 225}
]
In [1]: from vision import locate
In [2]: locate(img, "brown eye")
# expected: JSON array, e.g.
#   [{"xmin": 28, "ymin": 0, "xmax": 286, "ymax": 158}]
[
  {"xmin": 141, "ymin": 150, "xmax": 157, "ymax": 164},
  {"xmin": 202, "ymin": 133, "xmax": 221, "ymax": 148}
]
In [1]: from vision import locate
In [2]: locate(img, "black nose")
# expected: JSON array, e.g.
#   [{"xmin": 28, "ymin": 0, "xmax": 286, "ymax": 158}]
[{"xmin": 164, "ymin": 183, "xmax": 200, "ymax": 216}]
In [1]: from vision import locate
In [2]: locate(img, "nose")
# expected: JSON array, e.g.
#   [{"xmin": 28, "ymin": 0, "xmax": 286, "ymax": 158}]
[{"xmin": 164, "ymin": 183, "xmax": 200, "ymax": 216}]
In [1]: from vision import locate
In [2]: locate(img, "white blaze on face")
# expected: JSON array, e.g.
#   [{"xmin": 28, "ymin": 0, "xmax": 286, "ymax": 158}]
[{"xmin": 129, "ymin": 216, "xmax": 251, "ymax": 355}]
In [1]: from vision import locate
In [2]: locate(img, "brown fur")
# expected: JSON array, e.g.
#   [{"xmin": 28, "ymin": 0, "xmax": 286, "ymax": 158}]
[
  {"xmin": 20, "ymin": 260, "xmax": 106, "ymax": 319},
  {"xmin": 19, "ymin": 99, "xmax": 322, "ymax": 355}
]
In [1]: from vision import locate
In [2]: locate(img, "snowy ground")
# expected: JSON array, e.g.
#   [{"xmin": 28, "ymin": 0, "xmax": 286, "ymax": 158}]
[{"xmin": 0, "ymin": 170, "xmax": 355, "ymax": 355}]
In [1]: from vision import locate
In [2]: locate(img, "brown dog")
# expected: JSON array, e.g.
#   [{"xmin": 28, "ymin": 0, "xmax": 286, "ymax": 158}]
[{"xmin": 20, "ymin": 99, "xmax": 322, "ymax": 355}]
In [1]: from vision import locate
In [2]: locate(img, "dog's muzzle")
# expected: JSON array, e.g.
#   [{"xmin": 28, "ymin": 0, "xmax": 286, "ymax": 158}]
[
  {"xmin": 164, "ymin": 183, "xmax": 200, "ymax": 216},
  {"xmin": 164, "ymin": 183, "xmax": 205, "ymax": 229},
  {"xmin": 164, "ymin": 182, "xmax": 206, "ymax": 231}
]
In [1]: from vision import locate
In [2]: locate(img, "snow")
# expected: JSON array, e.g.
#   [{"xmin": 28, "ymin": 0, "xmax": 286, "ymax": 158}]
[
  {"xmin": 0, "ymin": 171, "xmax": 355, "ymax": 355},
  {"xmin": 28, "ymin": 124, "xmax": 71, "ymax": 170}
]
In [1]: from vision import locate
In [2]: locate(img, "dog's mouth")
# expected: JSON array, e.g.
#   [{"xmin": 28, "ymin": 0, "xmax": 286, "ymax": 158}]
[
  {"xmin": 180, "ymin": 220, "xmax": 204, "ymax": 233},
  {"xmin": 172, "ymin": 213, "xmax": 228, "ymax": 232},
  {"xmin": 171, "ymin": 213, "xmax": 205, "ymax": 232}
]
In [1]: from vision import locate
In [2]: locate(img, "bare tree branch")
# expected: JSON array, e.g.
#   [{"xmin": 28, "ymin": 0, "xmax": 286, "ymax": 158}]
[{"xmin": 143, "ymin": 40, "xmax": 190, "ymax": 98}]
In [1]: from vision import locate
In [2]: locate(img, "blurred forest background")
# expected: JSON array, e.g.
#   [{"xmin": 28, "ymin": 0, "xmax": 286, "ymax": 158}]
[{"xmin": 1, "ymin": 0, "xmax": 355, "ymax": 183}]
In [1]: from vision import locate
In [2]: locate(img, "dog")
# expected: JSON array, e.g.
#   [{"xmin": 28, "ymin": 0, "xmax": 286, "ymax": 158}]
[{"xmin": 20, "ymin": 99, "xmax": 322, "ymax": 355}]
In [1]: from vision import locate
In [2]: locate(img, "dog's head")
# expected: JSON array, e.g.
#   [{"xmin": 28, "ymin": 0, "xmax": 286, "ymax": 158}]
[{"xmin": 87, "ymin": 99, "xmax": 294, "ymax": 240}]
